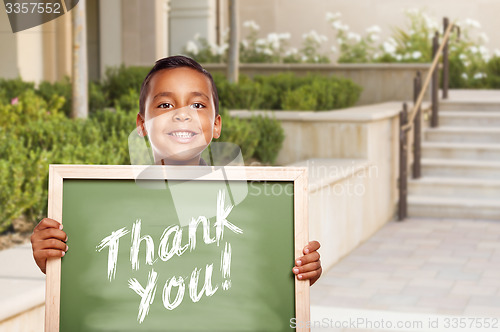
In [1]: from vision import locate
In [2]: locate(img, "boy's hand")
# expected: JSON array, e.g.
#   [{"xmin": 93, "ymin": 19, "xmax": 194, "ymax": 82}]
[
  {"xmin": 292, "ymin": 241, "xmax": 322, "ymax": 286},
  {"xmin": 31, "ymin": 218, "xmax": 68, "ymax": 274}
]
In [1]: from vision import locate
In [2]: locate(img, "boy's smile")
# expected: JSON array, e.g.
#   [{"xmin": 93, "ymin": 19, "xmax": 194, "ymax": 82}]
[{"xmin": 137, "ymin": 67, "xmax": 221, "ymax": 165}]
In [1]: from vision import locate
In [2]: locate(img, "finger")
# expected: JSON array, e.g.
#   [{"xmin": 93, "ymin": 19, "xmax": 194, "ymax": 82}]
[
  {"xmin": 295, "ymin": 251, "xmax": 320, "ymax": 266},
  {"xmin": 303, "ymin": 240, "xmax": 320, "ymax": 255},
  {"xmin": 34, "ymin": 249, "xmax": 66, "ymax": 261},
  {"xmin": 32, "ymin": 228, "xmax": 67, "ymax": 242},
  {"xmin": 33, "ymin": 218, "xmax": 62, "ymax": 231},
  {"xmin": 292, "ymin": 261, "xmax": 321, "ymax": 275},
  {"xmin": 33, "ymin": 239, "xmax": 68, "ymax": 252},
  {"xmin": 296, "ymin": 268, "xmax": 322, "ymax": 282}
]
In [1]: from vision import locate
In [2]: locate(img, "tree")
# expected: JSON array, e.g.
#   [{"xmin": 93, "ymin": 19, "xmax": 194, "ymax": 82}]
[
  {"xmin": 71, "ymin": 0, "xmax": 88, "ymax": 119},
  {"xmin": 227, "ymin": 0, "xmax": 239, "ymax": 83}
]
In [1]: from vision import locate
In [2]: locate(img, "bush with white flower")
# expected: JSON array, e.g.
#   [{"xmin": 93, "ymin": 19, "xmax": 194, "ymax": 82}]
[
  {"xmin": 326, "ymin": 12, "xmax": 381, "ymax": 63},
  {"xmin": 326, "ymin": 9, "xmax": 498, "ymax": 88},
  {"xmin": 183, "ymin": 20, "xmax": 330, "ymax": 64}
]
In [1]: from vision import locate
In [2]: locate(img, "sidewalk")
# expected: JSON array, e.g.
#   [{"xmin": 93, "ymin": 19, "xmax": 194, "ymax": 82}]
[
  {"xmin": 311, "ymin": 217, "xmax": 500, "ymax": 331},
  {"xmin": 0, "ymin": 243, "xmax": 45, "ymax": 331}
]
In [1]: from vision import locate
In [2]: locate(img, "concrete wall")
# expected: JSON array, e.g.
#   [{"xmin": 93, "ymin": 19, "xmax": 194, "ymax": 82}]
[
  {"xmin": 205, "ymin": 63, "xmax": 431, "ymax": 105},
  {"xmin": 231, "ymin": 102, "xmax": 403, "ymax": 269},
  {"xmin": 169, "ymin": 0, "xmax": 217, "ymax": 56}
]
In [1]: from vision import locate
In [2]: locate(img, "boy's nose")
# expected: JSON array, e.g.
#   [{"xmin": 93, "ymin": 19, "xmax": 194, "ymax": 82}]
[{"xmin": 172, "ymin": 108, "xmax": 192, "ymax": 122}]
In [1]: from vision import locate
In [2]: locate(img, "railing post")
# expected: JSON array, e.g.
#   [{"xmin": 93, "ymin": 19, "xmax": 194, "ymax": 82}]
[
  {"xmin": 431, "ymin": 31, "xmax": 439, "ymax": 128},
  {"xmin": 413, "ymin": 71, "xmax": 422, "ymax": 179},
  {"xmin": 442, "ymin": 17, "xmax": 450, "ymax": 99},
  {"xmin": 398, "ymin": 103, "xmax": 408, "ymax": 221}
]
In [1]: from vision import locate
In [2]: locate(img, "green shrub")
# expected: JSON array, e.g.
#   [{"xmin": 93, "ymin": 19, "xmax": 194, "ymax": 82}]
[
  {"xmin": 215, "ymin": 73, "xmax": 361, "ymax": 111},
  {"xmin": 217, "ymin": 115, "xmax": 259, "ymax": 162},
  {"xmin": 251, "ymin": 115, "xmax": 284, "ymax": 164},
  {"xmin": 37, "ymin": 77, "xmax": 72, "ymax": 116},
  {"xmin": 113, "ymin": 88, "xmax": 140, "ymax": 112},
  {"xmin": 0, "ymin": 78, "xmax": 35, "ymax": 104},
  {"xmin": 487, "ymin": 56, "xmax": 500, "ymax": 88},
  {"xmin": 89, "ymin": 81, "xmax": 109, "ymax": 112},
  {"xmin": 102, "ymin": 65, "xmax": 150, "ymax": 102},
  {"xmin": 281, "ymin": 84, "xmax": 318, "ymax": 110}
]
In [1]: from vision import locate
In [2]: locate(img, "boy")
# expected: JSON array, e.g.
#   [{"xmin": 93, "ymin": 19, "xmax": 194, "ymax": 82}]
[{"xmin": 31, "ymin": 55, "xmax": 322, "ymax": 285}]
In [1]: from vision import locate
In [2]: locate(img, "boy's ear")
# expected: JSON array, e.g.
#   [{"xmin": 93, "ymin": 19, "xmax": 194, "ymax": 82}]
[
  {"xmin": 136, "ymin": 113, "xmax": 147, "ymax": 137},
  {"xmin": 213, "ymin": 114, "xmax": 222, "ymax": 139}
]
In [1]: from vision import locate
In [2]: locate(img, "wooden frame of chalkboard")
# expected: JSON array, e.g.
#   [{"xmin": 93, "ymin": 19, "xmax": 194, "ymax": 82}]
[{"xmin": 45, "ymin": 164, "xmax": 309, "ymax": 332}]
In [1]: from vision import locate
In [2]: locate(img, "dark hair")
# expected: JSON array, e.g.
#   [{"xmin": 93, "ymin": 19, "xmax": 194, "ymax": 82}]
[{"xmin": 139, "ymin": 55, "xmax": 219, "ymax": 116}]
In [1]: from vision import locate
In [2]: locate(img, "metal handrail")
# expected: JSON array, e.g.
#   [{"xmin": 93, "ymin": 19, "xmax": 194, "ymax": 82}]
[{"xmin": 401, "ymin": 21, "xmax": 455, "ymax": 132}]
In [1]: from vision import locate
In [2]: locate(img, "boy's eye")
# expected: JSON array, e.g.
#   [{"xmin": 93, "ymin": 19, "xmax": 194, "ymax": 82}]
[
  {"xmin": 158, "ymin": 103, "xmax": 173, "ymax": 109},
  {"xmin": 191, "ymin": 103, "xmax": 205, "ymax": 109}
]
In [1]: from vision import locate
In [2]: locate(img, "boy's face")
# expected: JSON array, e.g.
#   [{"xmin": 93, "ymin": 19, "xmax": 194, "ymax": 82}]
[{"xmin": 137, "ymin": 67, "xmax": 221, "ymax": 165}]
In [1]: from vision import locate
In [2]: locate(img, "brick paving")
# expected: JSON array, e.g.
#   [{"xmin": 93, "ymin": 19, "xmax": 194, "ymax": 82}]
[{"xmin": 310, "ymin": 218, "xmax": 500, "ymax": 331}]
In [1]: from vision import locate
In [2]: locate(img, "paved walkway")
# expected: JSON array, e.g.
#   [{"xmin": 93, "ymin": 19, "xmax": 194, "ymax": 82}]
[{"xmin": 310, "ymin": 217, "xmax": 500, "ymax": 331}]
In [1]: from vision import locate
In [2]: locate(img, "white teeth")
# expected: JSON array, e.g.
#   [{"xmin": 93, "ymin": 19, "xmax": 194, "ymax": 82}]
[{"xmin": 171, "ymin": 131, "xmax": 194, "ymax": 138}]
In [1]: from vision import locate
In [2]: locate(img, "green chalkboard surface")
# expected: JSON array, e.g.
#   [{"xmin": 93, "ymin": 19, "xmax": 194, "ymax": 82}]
[{"xmin": 45, "ymin": 165, "xmax": 309, "ymax": 332}]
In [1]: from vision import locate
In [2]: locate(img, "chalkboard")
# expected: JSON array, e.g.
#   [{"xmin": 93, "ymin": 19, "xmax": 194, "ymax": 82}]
[{"xmin": 45, "ymin": 165, "xmax": 309, "ymax": 332}]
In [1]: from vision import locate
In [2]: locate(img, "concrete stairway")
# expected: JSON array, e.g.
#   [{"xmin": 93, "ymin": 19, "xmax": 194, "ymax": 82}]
[{"xmin": 408, "ymin": 93, "xmax": 500, "ymax": 220}]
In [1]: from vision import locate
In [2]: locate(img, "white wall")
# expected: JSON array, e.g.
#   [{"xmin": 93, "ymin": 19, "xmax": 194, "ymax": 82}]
[{"xmin": 0, "ymin": 8, "xmax": 19, "ymax": 79}]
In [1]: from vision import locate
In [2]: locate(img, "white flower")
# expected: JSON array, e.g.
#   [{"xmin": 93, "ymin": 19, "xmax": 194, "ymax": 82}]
[
  {"xmin": 383, "ymin": 41, "xmax": 396, "ymax": 54},
  {"xmin": 479, "ymin": 32, "xmax": 489, "ymax": 44},
  {"xmin": 279, "ymin": 33, "xmax": 291, "ymax": 40},
  {"xmin": 256, "ymin": 38, "xmax": 266, "ymax": 46},
  {"xmin": 459, "ymin": 53, "xmax": 467, "ymax": 60},
  {"xmin": 469, "ymin": 46, "xmax": 478, "ymax": 54},
  {"xmin": 303, "ymin": 30, "xmax": 327, "ymax": 44},
  {"xmin": 267, "ymin": 33, "xmax": 281, "ymax": 50},
  {"xmin": 408, "ymin": 29, "xmax": 415, "ymax": 36},
  {"xmin": 461, "ymin": 72, "xmax": 468, "ymax": 79},
  {"xmin": 479, "ymin": 45, "xmax": 488, "ymax": 55},
  {"xmin": 337, "ymin": 38, "xmax": 344, "ymax": 45},
  {"xmin": 463, "ymin": 60, "xmax": 470, "ymax": 67},
  {"xmin": 241, "ymin": 39, "xmax": 249, "ymax": 48},
  {"xmin": 494, "ymin": 49, "xmax": 500, "ymax": 57},
  {"xmin": 326, "ymin": 12, "xmax": 342, "ymax": 21},
  {"xmin": 473, "ymin": 72, "xmax": 486, "ymax": 79},
  {"xmin": 347, "ymin": 32, "xmax": 361, "ymax": 42},
  {"xmin": 395, "ymin": 54, "xmax": 403, "ymax": 61},
  {"xmin": 193, "ymin": 33, "xmax": 200, "ymax": 41},
  {"xmin": 405, "ymin": 8, "xmax": 420, "ymax": 15},
  {"xmin": 285, "ymin": 48, "xmax": 298, "ymax": 56},
  {"xmin": 208, "ymin": 43, "xmax": 218, "ymax": 55},
  {"xmin": 313, "ymin": 55, "xmax": 319, "ymax": 62},
  {"xmin": 217, "ymin": 43, "xmax": 228, "ymax": 55},
  {"xmin": 331, "ymin": 20, "xmax": 349, "ymax": 31},
  {"xmin": 243, "ymin": 20, "xmax": 260, "ymax": 31},
  {"xmin": 262, "ymin": 48, "xmax": 273, "ymax": 56},
  {"xmin": 301, "ymin": 55, "xmax": 308, "ymax": 62},
  {"xmin": 373, "ymin": 53, "xmax": 380, "ymax": 59},
  {"xmin": 464, "ymin": 18, "xmax": 481, "ymax": 29},
  {"xmin": 404, "ymin": 53, "xmax": 411, "ymax": 59},
  {"xmin": 412, "ymin": 51, "xmax": 422, "ymax": 59},
  {"xmin": 366, "ymin": 25, "xmax": 381, "ymax": 34},
  {"xmin": 185, "ymin": 41, "xmax": 198, "ymax": 55},
  {"xmin": 370, "ymin": 34, "xmax": 380, "ymax": 41},
  {"xmin": 330, "ymin": 45, "xmax": 337, "ymax": 53},
  {"xmin": 423, "ymin": 13, "xmax": 438, "ymax": 30}
]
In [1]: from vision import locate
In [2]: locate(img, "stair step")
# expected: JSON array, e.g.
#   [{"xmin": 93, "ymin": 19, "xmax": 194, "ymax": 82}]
[
  {"xmin": 408, "ymin": 196, "xmax": 500, "ymax": 220},
  {"xmin": 425, "ymin": 127, "xmax": 500, "ymax": 143},
  {"xmin": 439, "ymin": 111, "xmax": 500, "ymax": 127},
  {"xmin": 408, "ymin": 177, "xmax": 500, "ymax": 199},
  {"xmin": 421, "ymin": 142, "xmax": 500, "ymax": 161},
  {"xmin": 421, "ymin": 158, "xmax": 500, "ymax": 179},
  {"xmin": 439, "ymin": 101, "xmax": 500, "ymax": 112}
]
